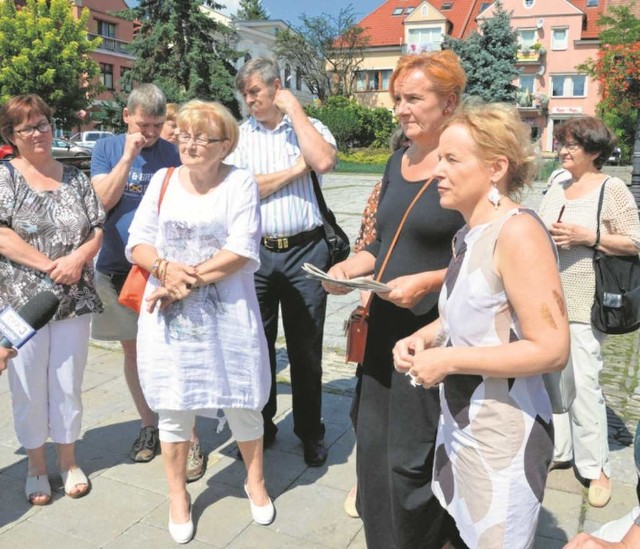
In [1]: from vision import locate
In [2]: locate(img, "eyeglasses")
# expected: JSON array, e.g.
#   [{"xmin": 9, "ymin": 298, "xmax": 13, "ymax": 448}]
[
  {"xmin": 177, "ymin": 132, "xmax": 226, "ymax": 146},
  {"xmin": 557, "ymin": 142, "xmax": 581, "ymax": 152},
  {"xmin": 14, "ymin": 121, "xmax": 51, "ymax": 137}
]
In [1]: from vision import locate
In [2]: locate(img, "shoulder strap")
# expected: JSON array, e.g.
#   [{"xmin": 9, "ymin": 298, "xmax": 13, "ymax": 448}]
[
  {"xmin": 594, "ymin": 177, "xmax": 611, "ymax": 249},
  {"xmin": 310, "ymin": 171, "xmax": 329, "ymax": 216},
  {"xmin": 362, "ymin": 177, "xmax": 435, "ymax": 314},
  {"xmin": 157, "ymin": 167, "xmax": 174, "ymax": 213}
]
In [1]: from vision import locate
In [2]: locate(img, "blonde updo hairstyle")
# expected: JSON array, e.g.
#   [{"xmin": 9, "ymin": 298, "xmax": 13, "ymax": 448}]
[
  {"xmin": 176, "ymin": 99, "xmax": 239, "ymax": 154},
  {"xmin": 442, "ymin": 101, "xmax": 536, "ymax": 199}
]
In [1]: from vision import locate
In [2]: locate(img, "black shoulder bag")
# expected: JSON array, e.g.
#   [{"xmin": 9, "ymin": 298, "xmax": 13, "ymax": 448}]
[
  {"xmin": 310, "ymin": 171, "xmax": 350, "ymax": 266},
  {"xmin": 591, "ymin": 180, "xmax": 640, "ymax": 334}
]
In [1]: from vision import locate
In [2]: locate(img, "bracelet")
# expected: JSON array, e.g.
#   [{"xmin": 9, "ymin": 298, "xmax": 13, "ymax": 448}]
[
  {"xmin": 159, "ymin": 260, "xmax": 169, "ymax": 284},
  {"xmin": 150, "ymin": 257, "xmax": 163, "ymax": 278}
]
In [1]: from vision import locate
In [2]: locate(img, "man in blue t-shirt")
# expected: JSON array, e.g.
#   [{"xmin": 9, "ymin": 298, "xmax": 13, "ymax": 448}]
[{"xmin": 91, "ymin": 84, "xmax": 180, "ymax": 465}]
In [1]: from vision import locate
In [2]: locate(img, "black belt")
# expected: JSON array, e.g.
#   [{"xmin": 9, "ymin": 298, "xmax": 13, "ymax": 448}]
[{"xmin": 261, "ymin": 226, "xmax": 324, "ymax": 252}]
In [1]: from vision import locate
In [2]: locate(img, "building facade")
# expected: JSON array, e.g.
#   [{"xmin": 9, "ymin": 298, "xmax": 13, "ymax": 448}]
[{"xmin": 353, "ymin": 0, "xmax": 623, "ymax": 152}]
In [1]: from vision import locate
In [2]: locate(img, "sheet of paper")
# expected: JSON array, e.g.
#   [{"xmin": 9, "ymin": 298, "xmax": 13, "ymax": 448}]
[{"xmin": 302, "ymin": 263, "xmax": 392, "ymax": 292}]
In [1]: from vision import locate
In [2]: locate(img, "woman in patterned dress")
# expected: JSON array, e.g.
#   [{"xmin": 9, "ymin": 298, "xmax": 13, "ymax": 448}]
[
  {"xmin": 393, "ymin": 102, "xmax": 570, "ymax": 548},
  {"xmin": 0, "ymin": 95, "xmax": 105, "ymax": 505},
  {"xmin": 539, "ymin": 117, "xmax": 640, "ymax": 508},
  {"xmin": 126, "ymin": 100, "xmax": 273, "ymax": 544}
]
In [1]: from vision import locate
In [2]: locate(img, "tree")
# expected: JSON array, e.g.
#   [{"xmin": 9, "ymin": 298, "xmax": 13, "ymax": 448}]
[
  {"xmin": 578, "ymin": 4, "xmax": 640, "ymax": 161},
  {"xmin": 119, "ymin": 0, "xmax": 241, "ymax": 116},
  {"xmin": 304, "ymin": 96, "xmax": 395, "ymax": 150},
  {"xmin": 233, "ymin": 0, "xmax": 268, "ymax": 20},
  {"xmin": 443, "ymin": 0, "xmax": 519, "ymax": 102},
  {"xmin": 0, "ymin": 0, "xmax": 101, "ymax": 130},
  {"xmin": 273, "ymin": 5, "xmax": 369, "ymax": 101}
]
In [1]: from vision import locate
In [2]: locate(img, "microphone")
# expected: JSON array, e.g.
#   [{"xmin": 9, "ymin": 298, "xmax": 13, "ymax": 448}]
[{"xmin": 0, "ymin": 291, "xmax": 60, "ymax": 348}]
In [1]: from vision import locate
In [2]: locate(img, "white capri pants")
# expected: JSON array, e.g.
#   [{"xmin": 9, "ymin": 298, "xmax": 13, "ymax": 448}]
[
  {"xmin": 158, "ymin": 408, "xmax": 264, "ymax": 443},
  {"xmin": 553, "ymin": 322, "xmax": 610, "ymax": 480},
  {"xmin": 8, "ymin": 315, "xmax": 91, "ymax": 449}
]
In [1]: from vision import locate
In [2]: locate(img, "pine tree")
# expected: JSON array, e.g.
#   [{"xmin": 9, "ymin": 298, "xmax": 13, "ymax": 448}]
[
  {"xmin": 234, "ymin": 0, "xmax": 268, "ymax": 20},
  {"xmin": 120, "ymin": 0, "xmax": 241, "ymax": 116},
  {"xmin": 443, "ymin": 0, "xmax": 519, "ymax": 103},
  {"xmin": 0, "ymin": 0, "xmax": 101, "ymax": 129}
]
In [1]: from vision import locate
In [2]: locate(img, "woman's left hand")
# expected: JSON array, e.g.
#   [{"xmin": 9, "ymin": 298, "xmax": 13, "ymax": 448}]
[
  {"xmin": 163, "ymin": 261, "xmax": 197, "ymax": 299},
  {"xmin": 47, "ymin": 252, "xmax": 84, "ymax": 285},
  {"xmin": 145, "ymin": 286, "xmax": 177, "ymax": 312},
  {"xmin": 549, "ymin": 222, "xmax": 596, "ymax": 248},
  {"xmin": 378, "ymin": 273, "xmax": 428, "ymax": 308},
  {"xmin": 404, "ymin": 347, "xmax": 451, "ymax": 389}
]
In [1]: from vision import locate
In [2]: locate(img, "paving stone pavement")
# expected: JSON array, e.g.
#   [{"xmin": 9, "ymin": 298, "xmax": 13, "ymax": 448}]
[{"xmin": 0, "ymin": 170, "xmax": 638, "ymax": 548}]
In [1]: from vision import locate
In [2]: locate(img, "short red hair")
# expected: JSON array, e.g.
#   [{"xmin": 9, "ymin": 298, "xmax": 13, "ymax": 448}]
[{"xmin": 389, "ymin": 50, "xmax": 467, "ymax": 104}]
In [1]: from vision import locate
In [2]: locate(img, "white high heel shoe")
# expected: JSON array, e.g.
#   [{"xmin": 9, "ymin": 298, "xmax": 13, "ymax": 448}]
[
  {"xmin": 168, "ymin": 495, "xmax": 194, "ymax": 544},
  {"xmin": 244, "ymin": 482, "xmax": 275, "ymax": 525}
]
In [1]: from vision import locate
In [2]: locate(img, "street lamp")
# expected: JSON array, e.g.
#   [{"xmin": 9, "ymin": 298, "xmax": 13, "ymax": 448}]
[{"xmin": 625, "ymin": 76, "xmax": 640, "ymax": 208}]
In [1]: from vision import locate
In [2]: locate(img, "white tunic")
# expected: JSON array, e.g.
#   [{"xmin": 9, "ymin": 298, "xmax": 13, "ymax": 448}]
[{"xmin": 126, "ymin": 166, "xmax": 270, "ymax": 411}]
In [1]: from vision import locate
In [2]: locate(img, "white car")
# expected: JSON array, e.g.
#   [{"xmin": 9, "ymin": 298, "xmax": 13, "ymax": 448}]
[
  {"xmin": 69, "ymin": 130, "xmax": 114, "ymax": 150},
  {"xmin": 52, "ymin": 138, "xmax": 91, "ymax": 158}
]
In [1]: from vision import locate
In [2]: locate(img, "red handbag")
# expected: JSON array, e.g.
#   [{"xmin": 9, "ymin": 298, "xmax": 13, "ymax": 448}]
[
  {"xmin": 118, "ymin": 167, "xmax": 174, "ymax": 313},
  {"xmin": 344, "ymin": 177, "xmax": 435, "ymax": 364}
]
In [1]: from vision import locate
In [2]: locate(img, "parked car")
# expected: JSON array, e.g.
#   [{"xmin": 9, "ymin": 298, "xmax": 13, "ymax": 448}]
[
  {"xmin": 607, "ymin": 147, "xmax": 622, "ymax": 166},
  {"xmin": 52, "ymin": 137, "xmax": 91, "ymax": 158},
  {"xmin": 0, "ymin": 143, "xmax": 15, "ymax": 160},
  {"xmin": 69, "ymin": 130, "xmax": 114, "ymax": 150}
]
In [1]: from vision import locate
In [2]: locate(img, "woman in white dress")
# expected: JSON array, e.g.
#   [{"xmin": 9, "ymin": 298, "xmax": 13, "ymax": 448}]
[
  {"xmin": 393, "ymin": 102, "xmax": 570, "ymax": 548},
  {"xmin": 126, "ymin": 100, "xmax": 274, "ymax": 544}
]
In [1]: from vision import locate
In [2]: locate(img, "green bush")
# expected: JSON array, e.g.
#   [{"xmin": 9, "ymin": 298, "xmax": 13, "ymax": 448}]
[{"xmin": 305, "ymin": 97, "xmax": 395, "ymax": 150}]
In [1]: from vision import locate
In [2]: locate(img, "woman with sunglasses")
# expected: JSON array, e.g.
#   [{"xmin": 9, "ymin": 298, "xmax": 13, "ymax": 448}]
[{"xmin": 0, "ymin": 94, "xmax": 105, "ymax": 505}]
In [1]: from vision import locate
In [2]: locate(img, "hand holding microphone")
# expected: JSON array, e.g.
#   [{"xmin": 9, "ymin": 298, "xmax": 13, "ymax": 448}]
[{"xmin": 0, "ymin": 291, "xmax": 60, "ymax": 373}]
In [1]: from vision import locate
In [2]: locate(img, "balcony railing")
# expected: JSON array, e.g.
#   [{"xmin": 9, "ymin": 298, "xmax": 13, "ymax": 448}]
[
  {"xmin": 89, "ymin": 33, "xmax": 132, "ymax": 55},
  {"xmin": 516, "ymin": 47, "xmax": 546, "ymax": 64}
]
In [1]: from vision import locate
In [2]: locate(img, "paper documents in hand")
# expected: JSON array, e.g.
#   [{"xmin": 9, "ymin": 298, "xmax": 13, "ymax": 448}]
[{"xmin": 302, "ymin": 263, "xmax": 391, "ymax": 292}]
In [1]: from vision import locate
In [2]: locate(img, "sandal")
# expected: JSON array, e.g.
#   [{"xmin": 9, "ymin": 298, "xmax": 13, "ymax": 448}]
[
  {"xmin": 25, "ymin": 475, "xmax": 51, "ymax": 505},
  {"xmin": 60, "ymin": 467, "xmax": 90, "ymax": 499}
]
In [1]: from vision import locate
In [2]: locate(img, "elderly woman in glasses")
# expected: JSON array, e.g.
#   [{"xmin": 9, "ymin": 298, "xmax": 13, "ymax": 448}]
[
  {"xmin": 126, "ymin": 99, "xmax": 273, "ymax": 544},
  {"xmin": 539, "ymin": 116, "xmax": 640, "ymax": 508},
  {"xmin": 0, "ymin": 94, "xmax": 105, "ymax": 505}
]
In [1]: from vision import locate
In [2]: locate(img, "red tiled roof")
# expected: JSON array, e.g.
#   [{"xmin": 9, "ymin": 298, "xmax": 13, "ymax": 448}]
[{"xmin": 357, "ymin": 0, "xmax": 614, "ymax": 48}]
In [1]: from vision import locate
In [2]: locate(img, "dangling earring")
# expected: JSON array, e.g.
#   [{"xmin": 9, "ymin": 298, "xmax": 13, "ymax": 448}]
[{"xmin": 488, "ymin": 184, "xmax": 501, "ymax": 209}]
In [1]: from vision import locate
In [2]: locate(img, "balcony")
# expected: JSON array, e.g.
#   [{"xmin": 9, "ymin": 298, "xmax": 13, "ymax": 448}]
[
  {"xmin": 89, "ymin": 33, "xmax": 134, "ymax": 58},
  {"xmin": 516, "ymin": 46, "xmax": 546, "ymax": 65}
]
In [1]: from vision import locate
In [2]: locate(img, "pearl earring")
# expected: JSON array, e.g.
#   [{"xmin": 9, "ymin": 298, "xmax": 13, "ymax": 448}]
[{"xmin": 488, "ymin": 184, "xmax": 501, "ymax": 209}]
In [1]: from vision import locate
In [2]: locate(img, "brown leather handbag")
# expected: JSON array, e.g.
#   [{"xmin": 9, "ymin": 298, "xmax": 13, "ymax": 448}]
[
  {"xmin": 344, "ymin": 177, "xmax": 435, "ymax": 364},
  {"xmin": 118, "ymin": 167, "xmax": 174, "ymax": 313}
]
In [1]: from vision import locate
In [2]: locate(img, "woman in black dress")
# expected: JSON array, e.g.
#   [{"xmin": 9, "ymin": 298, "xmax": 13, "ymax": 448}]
[{"xmin": 324, "ymin": 51, "xmax": 466, "ymax": 548}]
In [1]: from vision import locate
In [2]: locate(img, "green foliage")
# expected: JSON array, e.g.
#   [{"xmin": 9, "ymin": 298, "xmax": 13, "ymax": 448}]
[
  {"xmin": 305, "ymin": 96, "xmax": 395, "ymax": 151},
  {"xmin": 233, "ymin": 0, "xmax": 268, "ymax": 20},
  {"xmin": 578, "ymin": 3, "xmax": 640, "ymax": 161},
  {"xmin": 443, "ymin": 0, "xmax": 519, "ymax": 102},
  {"xmin": 91, "ymin": 94, "xmax": 127, "ymax": 133},
  {"xmin": 273, "ymin": 5, "xmax": 369, "ymax": 101},
  {"xmin": 118, "ymin": 0, "xmax": 241, "ymax": 116},
  {"xmin": 0, "ymin": 0, "xmax": 101, "ymax": 129}
]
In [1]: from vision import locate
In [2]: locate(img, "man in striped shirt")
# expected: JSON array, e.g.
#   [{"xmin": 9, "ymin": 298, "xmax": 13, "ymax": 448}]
[{"xmin": 227, "ymin": 57, "xmax": 337, "ymax": 466}]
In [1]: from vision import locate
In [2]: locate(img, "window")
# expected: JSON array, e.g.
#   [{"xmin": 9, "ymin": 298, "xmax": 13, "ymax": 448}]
[
  {"xmin": 392, "ymin": 8, "xmax": 403, "ymax": 15},
  {"xmin": 355, "ymin": 69, "xmax": 393, "ymax": 92},
  {"xmin": 441, "ymin": 2, "xmax": 452, "ymax": 9},
  {"xmin": 479, "ymin": 2, "xmax": 491, "ymax": 12},
  {"xmin": 551, "ymin": 74, "xmax": 586, "ymax": 97},
  {"xmin": 100, "ymin": 63, "xmax": 114, "ymax": 90},
  {"xmin": 97, "ymin": 20, "xmax": 116, "ymax": 38},
  {"xmin": 520, "ymin": 75, "xmax": 535, "ymax": 93},
  {"xmin": 552, "ymin": 28, "xmax": 568, "ymax": 50},
  {"xmin": 296, "ymin": 68, "xmax": 302, "ymax": 91},
  {"xmin": 524, "ymin": 0, "xmax": 535, "ymax": 7},
  {"xmin": 405, "ymin": 7, "xmax": 414, "ymax": 14},
  {"xmin": 518, "ymin": 29, "xmax": 536, "ymax": 49},
  {"xmin": 408, "ymin": 27, "xmax": 443, "ymax": 50},
  {"xmin": 586, "ymin": 0, "xmax": 598, "ymax": 6},
  {"xmin": 284, "ymin": 65, "xmax": 291, "ymax": 89}
]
